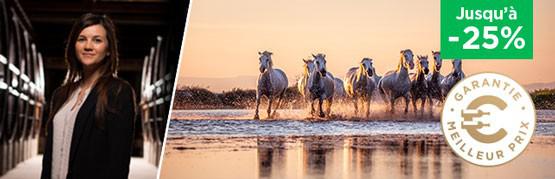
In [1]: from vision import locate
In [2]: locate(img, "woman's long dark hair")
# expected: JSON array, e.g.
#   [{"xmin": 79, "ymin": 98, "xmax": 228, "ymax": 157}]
[{"xmin": 47, "ymin": 13, "xmax": 122, "ymax": 129}]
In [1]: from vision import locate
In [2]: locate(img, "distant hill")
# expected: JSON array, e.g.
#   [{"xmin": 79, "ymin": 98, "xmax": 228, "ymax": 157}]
[{"xmin": 524, "ymin": 81, "xmax": 555, "ymax": 92}]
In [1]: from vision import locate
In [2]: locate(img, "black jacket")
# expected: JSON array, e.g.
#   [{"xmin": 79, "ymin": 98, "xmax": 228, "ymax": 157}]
[{"xmin": 41, "ymin": 77, "xmax": 136, "ymax": 179}]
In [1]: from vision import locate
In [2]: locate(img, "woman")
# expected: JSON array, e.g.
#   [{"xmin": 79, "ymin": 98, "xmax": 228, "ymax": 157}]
[{"xmin": 41, "ymin": 13, "xmax": 136, "ymax": 179}]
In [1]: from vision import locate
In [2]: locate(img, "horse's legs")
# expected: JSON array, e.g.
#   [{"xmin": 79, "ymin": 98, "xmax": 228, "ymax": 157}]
[
  {"xmin": 378, "ymin": 85, "xmax": 386, "ymax": 104},
  {"xmin": 272, "ymin": 90, "xmax": 285, "ymax": 118},
  {"xmin": 404, "ymin": 94, "xmax": 410, "ymax": 114},
  {"xmin": 412, "ymin": 95, "xmax": 418, "ymax": 114},
  {"xmin": 310, "ymin": 99, "xmax": 316, "ymax": 117},
  {"xmin": 382, "ymin": 93, "xmax": 390, "ymax": 106},
  {"xmin": 254, "ymin": 95, "xmax": 261, "ymax": 119},
  {"xmin": 326, "ymin": 97, "xmax": 333, "ymax": 117},
  {"xmin": 366, "ymin": 95, "xmax": 371, "ymax": 118},
  {"xmin": 318, "ymin": 97, "xmax": 325, "ymax": 118},
  {"xmin": 439, "ymin": 94, "xmax": 445, "ymax": 104},
  {"xmin": 353, "ymin": 96, "xmax": 359, "ymax": 116},
  {"xmin": 428, "ymin": 95, "xmax": 434, "ymax": 117},
  {"xmin": 389, "ymin": 96, "xmax": 395, "ymax": 114},
  {"xmin": 359, "ymin": 97, "xmax": 364, "ymax": 117},
  {"xmin": 267, "ymin": 96, "xmax": 273, "ymax": 119},
  {"xmin": 421, "ymin": 97, "xmax": 426, "ymax": 116}
]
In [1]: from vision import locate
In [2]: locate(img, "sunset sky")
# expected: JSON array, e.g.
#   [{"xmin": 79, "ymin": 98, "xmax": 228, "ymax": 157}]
[{"xmin": 178, "ymin": 0, "xmax": 555, "ymax": 92}]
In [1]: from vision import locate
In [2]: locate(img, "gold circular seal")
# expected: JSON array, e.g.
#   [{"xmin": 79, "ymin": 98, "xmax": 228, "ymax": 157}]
[{"xmin": 441, "ymin": 72, "xmax": 536, "ymax": 166}]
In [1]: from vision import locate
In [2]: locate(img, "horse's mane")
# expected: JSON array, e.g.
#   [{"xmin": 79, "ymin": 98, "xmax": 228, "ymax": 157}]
[
  {"xmin": 396, "ymin": 49, "xmax": 412, "ymax": 72},
  {"xmin": 356, "ymin": 58, "xmax": 370, "ymax": 81},
  {"xmin": 416, "ymin": 58, "xmax": 423, "ymax": 73},
  {"xmin": 302, "ymin": 60, "xmax": 312, "ymax": 76},
  {"xmin": 356, "ymin": 63, "xmax": 367, "ymax": 81}
]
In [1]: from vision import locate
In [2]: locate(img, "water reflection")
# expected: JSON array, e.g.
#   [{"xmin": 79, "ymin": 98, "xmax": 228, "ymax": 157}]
[
  {"xmin": 257, "ymin": 137, "xmax": 286, "ymax": 178},
  {"xmin": 350, "ymin": 138, "xmax": 375, "ymax": 178},
  {"xmin": 161, "ymin": 135, "xmax": 555, "ymax": 179},
  {"xmin": 303, "ymin": 137, "xmax": 334, "ymax": 177},
  {"xmin": 431, "ymin": 142, "xmax": 442, "ymax": 178},
  {"xmin": 255, "ymin": 135, "xmax": 459, "ymax": 179}
]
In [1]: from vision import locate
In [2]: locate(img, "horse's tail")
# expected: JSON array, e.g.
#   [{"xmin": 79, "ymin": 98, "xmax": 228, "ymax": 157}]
[
  {"xmin": 377, "ymin": 78, "xmax": 385, "ymax": 97},
  {"xmin": 376, "ymin": 77, "xmax": 389, "ymax": 104},
  {"xmin": 297, "ymin": 78, "xmax": 305, "ymax": 97},
  {"xmin": 278, "ymin": 86, "xmax": 287, "ymax": 105}
]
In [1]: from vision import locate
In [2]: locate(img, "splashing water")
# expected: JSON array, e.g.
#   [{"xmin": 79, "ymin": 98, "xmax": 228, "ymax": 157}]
[
  {"xmin": 172, "ymin": 101, "xmax": 445, "ymax": 120},
  {"xmin": 170, "ymin": 108, "xmax": 555, "ymax": 137}
]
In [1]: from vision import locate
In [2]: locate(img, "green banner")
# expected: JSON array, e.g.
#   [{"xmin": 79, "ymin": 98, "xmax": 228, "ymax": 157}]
[{"xmin": 441, "ymin": 0, "xmax": 533, "ymax": 59}]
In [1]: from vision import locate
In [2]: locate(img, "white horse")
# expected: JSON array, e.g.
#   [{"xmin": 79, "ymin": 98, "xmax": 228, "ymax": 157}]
[
  {"xmin": 299, "ymin": 58, "xmax": 344, "ymax": 111},
  {"xmin": 298, "ymin": 59, "xmax": 315, "ymax": 100},
  {"xmin": 440, "ymin": 59, "xmax": 465, "ymax": 97},
  {"xmin": 378, "ymin": 49, "xmax": 415, "ymax": 114},
  {"xmin": 306, "ymin": 53, "xmax": 335, "ymax": 118},
  {"xmin": 426, "ymin": 51, "xmax": 444, "ymax": 106},
  {"xmin": 410, "ymin": 55, "xmax": 430, "ymax": 116},
  {"xmin": 254, "ymin": 51, "xmax": 288, "ymax": 119},
  {"xmin": 344, "ymin": 58, "xmax": 376, "ymax": 117}
]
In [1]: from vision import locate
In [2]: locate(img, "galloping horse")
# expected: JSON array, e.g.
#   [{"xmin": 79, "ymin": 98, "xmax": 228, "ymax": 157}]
[
  {"xmin": 299, "ymin": 57, "xmax": 344, "ymax": 117},
  {"xmin": 254, "ymin": 51, "xmax": 288, "ymax": 119},
  {"xmin": 307, "ymin": 53, "xmax": 335, "ymax": 118},
  {"xmin": 344, "ymin": 58, "xmax": 376, "ymax": 117},
  {"xmin": 410, "ymin": 55, "xmax": 430, "ymax": 116},
  {"xmin": 426, "ymin": 51, "xmax": 444, "ymax": 106},
  {"xmin": 378, "ymin": 49, "xmax": 415, "ymax": 114},
  {"xmin": 440, "ymin": 59, "xmax": 465, "ymax": 97}
]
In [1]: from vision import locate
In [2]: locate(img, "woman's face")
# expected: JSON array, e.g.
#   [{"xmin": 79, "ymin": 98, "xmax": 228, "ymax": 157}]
[{"xmin": 75, "ymin": 24, "xmax": 109, "ymax": 70}]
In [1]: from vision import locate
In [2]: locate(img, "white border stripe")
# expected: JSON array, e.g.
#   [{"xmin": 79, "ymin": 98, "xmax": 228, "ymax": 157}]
[{"xmin": 156, "ymin": 0, "xmax": 194, "ymax": 178}]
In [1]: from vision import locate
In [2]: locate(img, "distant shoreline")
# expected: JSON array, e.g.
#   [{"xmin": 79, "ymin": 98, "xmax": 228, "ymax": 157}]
[{"xmin": 172, "ymin": 86, "xmax": 555, "ymax": 110}]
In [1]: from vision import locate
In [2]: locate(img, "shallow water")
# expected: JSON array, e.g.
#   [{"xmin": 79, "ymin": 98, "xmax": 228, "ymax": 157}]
[
  {"xmin": 160, "ymin": 135, "xmax": 555, "ymax": 179},
  {"xmin": 160, "ymin": 109, "xmax": 555, "ymax": 179},
  {"xmin": 168, "ymin": 119, "xmax": 441, "ymax": 137},
  {"xmin": 169, "ymin": 109, "xmax": 555, "ymax": 137}
]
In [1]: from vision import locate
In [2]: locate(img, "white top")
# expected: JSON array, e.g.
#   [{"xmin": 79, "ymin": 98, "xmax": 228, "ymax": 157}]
[{"xmin": 51, "ymin": 87, "xmax": 91, "ymax": 179}]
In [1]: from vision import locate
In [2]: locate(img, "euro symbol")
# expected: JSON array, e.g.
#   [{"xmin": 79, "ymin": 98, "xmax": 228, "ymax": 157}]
[{"xmin": 461, "ymin": 95, "xmax": 508, "ymax": 143}]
